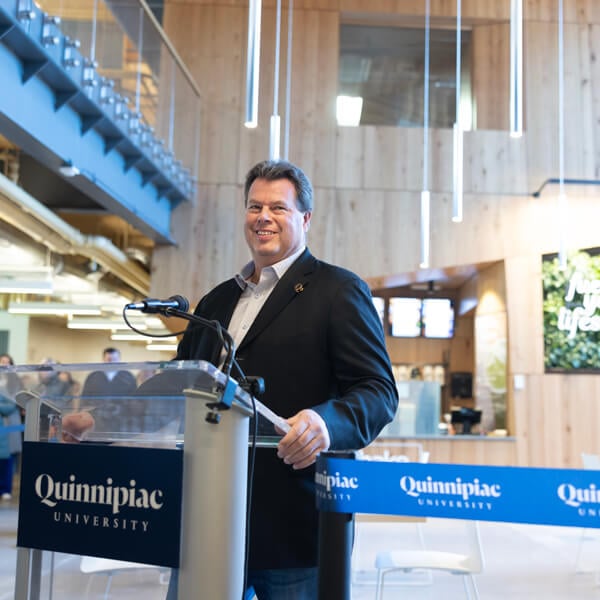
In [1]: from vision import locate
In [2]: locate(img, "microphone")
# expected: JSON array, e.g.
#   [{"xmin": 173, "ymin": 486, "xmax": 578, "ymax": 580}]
[{"xmin": 125, "ymin": 294, "xmax": 190, "ymax": 314}]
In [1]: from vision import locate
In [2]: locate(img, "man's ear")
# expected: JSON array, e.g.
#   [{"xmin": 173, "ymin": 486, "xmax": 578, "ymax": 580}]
[{"xmin": 303, "ymin": 211, "xmax": 312, "ymax": 231}]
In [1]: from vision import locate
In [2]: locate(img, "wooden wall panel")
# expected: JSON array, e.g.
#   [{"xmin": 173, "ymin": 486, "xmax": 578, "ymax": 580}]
[
  {"xmin": 512, "ymin": 374, "xmax": 600, "ymax": 468},
  {"xmin": 335, "ymin": 127, "xmax": 365, "ymax": 188},
  {"xmin": 287, "ymin": 9, "xmax": 339, "ymax": 187},
  {"xmin": 504, "ymin": 255, "xmax": 544, "ymax": 375},
  {"xmin": 524, "ymin": 22, "xmax": 559, "ymax": 187},
  {"xmin": 428, "ymin": 130, "xmax": 455, "ymax": 193},
  {"xmin": 359, "ymin": 127, "xmax": 529, "ymax": 197},
  {"xmin": 471, "ymin": 24, "xmax": 510, "ymax": 131},
  {"xmin": 309, "ymin": 187, "xmax": 422, "ymax": 275},
  {"xmin": 590, "ymin": 24, "xmax": 600, "ymax": 172},
  {"xmin": 524, "ymin": 0, "xmax": 600, "ymax": 23},
  {"xmin": 524, "ymin": 21, "xmax": 599, "ymax": 187},
  {"xmin": 164, "ymin": 3, "xmax": 245, "ymax": 184},
  {"xmin": 363, "ymin": 127, "xmax": 441, "ymax": 192},
  {"xmin": 339, "ymin": 1, "xmax": 509, "ymax": 20},
  {"xmin": 304, "ymin": 186, "xmax": 337, "ymax": 260},
  {"xmin": 450, "ymin": 315, "xmax": 475, "ymax": 373},
  {"xmin": 465, "ymin": 132, "xmax": 528, "ymax": 195}
]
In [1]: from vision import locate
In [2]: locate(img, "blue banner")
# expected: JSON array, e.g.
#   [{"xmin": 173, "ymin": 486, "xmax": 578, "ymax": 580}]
[
  {"xmin": 316, "ymin": 456, "xmax": 600, "ymax": 529},
  {"xmin": 18, "ymin": 441, "xmax": 183, "ymax": 567}
]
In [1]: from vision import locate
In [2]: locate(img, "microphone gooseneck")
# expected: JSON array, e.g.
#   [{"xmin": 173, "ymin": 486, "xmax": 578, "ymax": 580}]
[{"xmin": 124, "ymin": 294, "xmax": 238, "ymax": 383}]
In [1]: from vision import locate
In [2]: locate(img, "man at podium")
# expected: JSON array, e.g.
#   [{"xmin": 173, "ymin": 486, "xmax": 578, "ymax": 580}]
[{"xmin": 174, "ymin": 159, "xmax": 399, "ymax": 599}]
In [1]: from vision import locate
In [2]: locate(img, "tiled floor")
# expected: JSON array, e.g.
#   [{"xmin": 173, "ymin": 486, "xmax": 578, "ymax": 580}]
[{"xmin": 3, "ymin": 495, "xmax": 600, "ymax": 599}]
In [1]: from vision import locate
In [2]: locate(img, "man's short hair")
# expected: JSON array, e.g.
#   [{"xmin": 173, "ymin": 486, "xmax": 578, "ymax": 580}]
[{"xmin": 244, "ymin": 160, "xmax": 314, "ymax": 212}]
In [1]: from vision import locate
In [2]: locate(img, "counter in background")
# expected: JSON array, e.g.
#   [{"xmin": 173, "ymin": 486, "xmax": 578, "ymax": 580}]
[{"xmin": 365, "ymin": 435, "xmax": 516, "ymax": 466}]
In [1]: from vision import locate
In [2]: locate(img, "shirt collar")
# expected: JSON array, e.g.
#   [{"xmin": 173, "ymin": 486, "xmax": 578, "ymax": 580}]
[{"xmin": 234, "ymin": 246, "xmax": 305, "ymax": 290}]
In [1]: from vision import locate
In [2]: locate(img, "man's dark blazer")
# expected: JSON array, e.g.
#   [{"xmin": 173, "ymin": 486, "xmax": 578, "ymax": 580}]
[{"xmin": 176, "ymin": 248, "xmax": 398, "ymax": 569}]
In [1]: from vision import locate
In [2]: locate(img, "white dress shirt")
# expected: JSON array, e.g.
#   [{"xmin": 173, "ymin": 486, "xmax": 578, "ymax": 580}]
[{"xmin": 227, "ymin": 246, "xmax": 305, "ymax": 351}]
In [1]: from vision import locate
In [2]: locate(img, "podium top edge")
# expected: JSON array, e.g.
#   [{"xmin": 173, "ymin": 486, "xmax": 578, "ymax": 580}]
[{"xmin": 1, "ymin": 359, "xmax": 215, "ymax": 374}]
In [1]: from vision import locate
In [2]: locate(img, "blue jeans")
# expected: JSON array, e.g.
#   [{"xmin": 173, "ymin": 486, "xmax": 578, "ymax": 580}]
[
  {"xmin": 167, "ymin": 567, "xmax": 318, "ymax": 600},
  {"xmin": 246, "ymin": 567, "xmax": 318, "ymax": 600}
]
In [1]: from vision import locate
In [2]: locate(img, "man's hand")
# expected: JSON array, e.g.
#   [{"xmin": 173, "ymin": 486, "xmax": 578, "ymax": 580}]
[
  {"xmin": 277, "ymin": 409, "xmax": 330, "ymax": 470},
  {"xmin": 61, "ymin": 411, "xmax": 95, "ymax": 443}
]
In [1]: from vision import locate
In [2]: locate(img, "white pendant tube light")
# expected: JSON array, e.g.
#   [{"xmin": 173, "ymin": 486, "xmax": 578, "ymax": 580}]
[
  {"xmin": 245, "ymin": 0, "xmax": 262, "ymax": 128},
  {"xmin": 557, "ymin": 0, "xmax": 567, "ymax": 269},
  {"xmin": 283, "ymin": 0, "xmax": 294, "ymax": 159},
  {"xmin": 134, "ymin": 7, "xmax": 144, "ymax": 114},
  {"xmin": 269, "ymin": 0, "xmax": 282, "ymax": 159},
  {"xmin": 420, "ymin": 0, "xmax": 431, "ymax": 269},
  {"xmin": 509, "ymin": 0, "xmax": 523, "ymax": 137},
  {"xmin": 89, "ymin": 0, "xmax": 99, "ymax": 64},
  {"xmin": 452, "ymin": 0, "xmax": 463, "ymax": 223}
]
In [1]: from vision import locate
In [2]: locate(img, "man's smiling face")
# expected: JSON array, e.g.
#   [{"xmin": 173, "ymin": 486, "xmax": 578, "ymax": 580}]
[{"xmin": 244, "ymin": 177, "xmax": 311, "ymax": 275}]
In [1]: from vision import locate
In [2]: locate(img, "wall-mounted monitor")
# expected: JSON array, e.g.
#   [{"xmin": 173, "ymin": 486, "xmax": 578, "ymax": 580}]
[
  {"xmin": 389, "ymin": 297, "xmax": 421, "ymax": 337},
  {"xmin": 387, "ymin": 296, "xmax": 455, "ymax": 338},
  {"xmin": 422, "ymin": 298, "xmax": 455, "ymax": 338}
]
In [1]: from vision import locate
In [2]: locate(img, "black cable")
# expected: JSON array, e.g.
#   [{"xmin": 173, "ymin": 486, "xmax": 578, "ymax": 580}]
[
  {"xmin": 122, "ymin": 307, "xmax": 188, "ymax": 338},
  {"xmin": 243, "ymin": 394, "xmax": 258, "ymax": 600},
  {"xmin": 164, "ymin": 307, "xmax": 236, "ymax": 381}
]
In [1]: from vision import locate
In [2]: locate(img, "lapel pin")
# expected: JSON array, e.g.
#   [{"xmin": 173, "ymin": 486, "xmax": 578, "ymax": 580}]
[{"xmin": 294, "ymin": 283, "xmax": 304, "ymax": 294}]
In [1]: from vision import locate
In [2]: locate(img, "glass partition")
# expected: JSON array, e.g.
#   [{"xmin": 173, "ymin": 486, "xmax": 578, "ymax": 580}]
[{"xmin": 35, "ymin": 0, "xmax": 200, "ymax": 188}]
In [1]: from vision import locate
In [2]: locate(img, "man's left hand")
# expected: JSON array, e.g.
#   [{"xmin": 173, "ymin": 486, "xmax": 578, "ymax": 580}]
[{"xmin": 276, "ymin": 409, "xmax": 330, "ymax": 470}]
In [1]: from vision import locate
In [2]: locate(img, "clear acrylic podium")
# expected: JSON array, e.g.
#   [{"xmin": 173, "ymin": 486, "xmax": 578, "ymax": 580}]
[{"xmin": 12, "ymin": 359, "xmax": 256, "ymax": 600}]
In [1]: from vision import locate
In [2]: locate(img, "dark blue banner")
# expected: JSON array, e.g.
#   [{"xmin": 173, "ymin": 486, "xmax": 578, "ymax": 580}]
[
  {"xmin": 18, "ymin": 441, "xmax": 183, "ymax": 567},
  {"xmin": 316, "ymin": 456, "xmax": 600, "ymax": 529}
]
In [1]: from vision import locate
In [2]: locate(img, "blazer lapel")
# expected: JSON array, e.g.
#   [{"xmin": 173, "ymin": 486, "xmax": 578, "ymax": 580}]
[{"xmin": 237, "ymin": 250, "xmax": 317, "ymax": 352}]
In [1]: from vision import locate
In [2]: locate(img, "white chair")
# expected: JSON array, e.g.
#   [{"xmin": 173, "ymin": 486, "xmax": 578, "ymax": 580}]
[
  {"xmin": 80, "ymin": 555, "xmax": 169, "ymax": 599},
  {"xmin": 352, "ymin": 514, "xmax": 431, "ymax": 587},
  {"xmin": 374, "ymin": 520, "xmax": 484, "ymax": 600},
  {"xmin": 353, "ymin": 444, "xmax": 431, "ymax": 585}
]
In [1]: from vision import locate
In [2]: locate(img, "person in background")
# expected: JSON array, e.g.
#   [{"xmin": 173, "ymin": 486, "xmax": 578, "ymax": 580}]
[
  {"xmin": 170, "ymin": 159, "xmax": 399, "ymax": 599},
  {"xmin": 0, "ymin": 354, "xmax": 24, "ymax": 500},
  {"xmin": 33, "ymin": 358, "xmax": 77, "ymax": 401},
  {"xmin": 80, "ymin": 348, "xmax": 137, "ymax": 437},
  {"xmin": 81, "ymin": 347, "xmax": 136, "ymax": 397}
]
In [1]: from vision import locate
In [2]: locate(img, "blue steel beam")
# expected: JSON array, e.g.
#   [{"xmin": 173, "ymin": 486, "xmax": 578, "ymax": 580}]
[{"xmin": 0, "ymin": 0, "xmax": 195, "ymax": 245}]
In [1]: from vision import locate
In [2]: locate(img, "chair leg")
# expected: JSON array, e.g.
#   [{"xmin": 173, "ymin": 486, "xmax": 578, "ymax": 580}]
[
  {"xmin": 574, "ymin": 527, "xmax": 587, "ymax": 573},
  {"xmin": 374, "ymin": 569, "xmax": 384, "ymax": 600},
  {"xmin": 103, "ymin": 573, "xmax": 114, "ymax": 600},
  {"xmin": 463, "ymin": 574, "xmax": 480, "ymax": 600}
]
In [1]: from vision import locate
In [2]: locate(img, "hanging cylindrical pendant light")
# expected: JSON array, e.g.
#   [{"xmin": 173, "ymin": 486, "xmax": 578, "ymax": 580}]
[
  {"xmin": 557, "ymin": 0, "xmax": 568, "ymax": 269},
  {"xmin": 420, "ymin": 0, "xmax": 431, "ymax": 269},
  {"xmin": 452, "ymin": 0, "xmax": 463, "ymax": 223},
  {"xmin": 245, "ymin": 0, "xmax": 262, "ymax": 128},
  {"xmin": 509, "ymin": 0, "xmax": 523, "ymax": 137},
  {"xmin": 283, "ymin": 0, "xmax": 294, "ymax": 160},
  {"xmin": 269, "ymin": 0, "xmax": 282, "ymax": 159}
]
